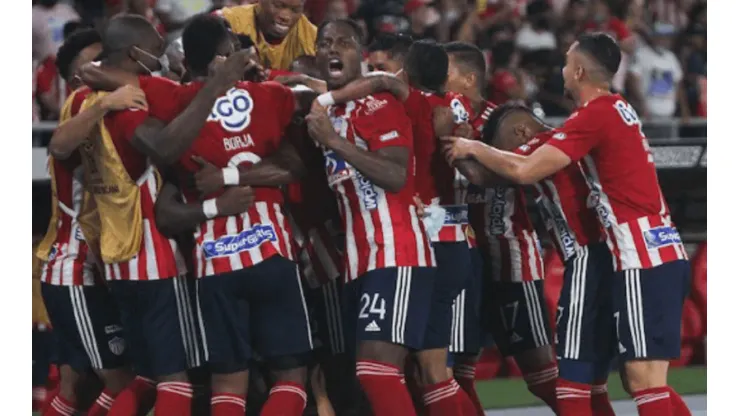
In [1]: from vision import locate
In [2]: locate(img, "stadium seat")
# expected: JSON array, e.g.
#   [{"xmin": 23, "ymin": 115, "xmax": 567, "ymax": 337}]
[{"xmin": 691, "ymin": 241, "xmax": 707, "ymax": 331}]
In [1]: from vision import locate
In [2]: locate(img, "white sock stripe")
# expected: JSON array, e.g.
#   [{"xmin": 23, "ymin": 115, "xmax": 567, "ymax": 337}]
[
  {"xmin": 524, "ymin": 368, "xmax": 559, "ymax": 384},
  {"xmin": 422, "ymin": 382, "xmax": 460, "ymax": 403},
  {"xmin": 157, "ymin": 388, "xmax": 194, "ymax": 398},
  {"xmin": 635, "ymin": 393, "xmax": 671, "ymax": 405},
  {"xmin": 556, "ymin": 393, "xmax": 592, "ymax": 399},
  {"xmin": 211, "ymin": 396, "xmax": 246, "ymax": 406},
  {"xmin": 270, "ymin": 385, "xmax": 308, "ymax": 401},
  {"xmin": 136, "ymin": 376, "xmax": 156, "ymax": 385},
  {"xmin": 96, "ymin": 393, "xmax": 114, "ymax": 407},
  {"xmin": 51, "ymin": 398, "xmax": 76, "ymax": 416},
  {"xmin": 592, "ymin": 384, "xmax": 608, "ymax": 394},
  {"xmin": 556, "ymin": 387, "xmax": 592, "ymax": 394},
  {"xmin": 453, "ymin": 370, "xmax": 476, "ymax": 379},
  {"xmin": 356, "ymin": 362, "xmax": 401, "ymax": 373},
  {"xmin": 158, "ymin": 381, "xmax": 193, "ymax": 389}
]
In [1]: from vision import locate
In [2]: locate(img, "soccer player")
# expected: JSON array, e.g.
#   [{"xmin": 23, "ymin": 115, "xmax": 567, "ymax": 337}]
[
  {"xmin": 306, "ymin": 20, "xmax": 449, "ymax": 416},
  {"xmin": 442, "ymin": 41, "xmax": 495, "ymax": 416},
  {"xmin": 318, "ymin": 35, "xmax": 480, "ymax": 416},
  {"xmin": 39, "ymin": 30, "xmax": 149, "ymax": 416},
  {"xmin": 51, "ymin": 15, "xmax": 251, "ymax": 416},
  {"xmin": 366, "ymin": 33, "xmax": 413, "ymax": 74},
  {"xmin": 137, "ymin": 14, "xmax": 318, "ymax": 416},
  {"xmin": 444, "ymin": 32, "xmax": 692, "ymax": 416},
  {"xmin": 216, "ymin": 0, "xmax": 317, "ymax": 70}
]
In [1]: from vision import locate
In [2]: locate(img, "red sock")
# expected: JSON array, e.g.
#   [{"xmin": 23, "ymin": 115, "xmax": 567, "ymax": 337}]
[
  {"xmin": 43, "ymin": 395, "xmax": 78, "ymax": 416},
  {"xmin": 524, "ymin": 364, "xmax": 559, "ymax": 414},
  {"xmin": 356, "ymin": 360, "xmax": 417, "ymax": 416},
  {"xmin": 211, "ymin": 392, "xmax": 246, "ymax": 416},
  {"xmin": 454, "ymin": 364, "xmax": 485, "ymax": 416},
  {"xmin": 669, "ymin": 387, "xmax": 691, "ymax": 416},
  {"xmin": 87, "ymin": 389, "xmax": 117, "ymax": 416},
  {"xmin": 591, "ymin": 381, "xmax": 616, "ymax": 416},
  {"xmin": 555, "ymin": 378, "xmax": 591, "ymax": 416},
  {"xmin": 260, "ymin": 381, "xmax": 307, "ymax": 416},
  {"xmin": 154, "ymin": 381, "xmax": 193, "ymax": 416},
  {"xmin": 633, "ymin": 387, "xmax": 673, "ymax": 416},
  {"xmin": 108, "ymin": 376, "xmax": 156, "ymax": 416},
  {"xmin": 422, "ymin": 378, "xmax": 463, "ymax": 416},
  {"xmin": 33, "ymin": 387, "xmax": 48, "ymax": 411},
  {"xmin": 40, "ymin": 386, "xmax": 59, "ymax": 414}
]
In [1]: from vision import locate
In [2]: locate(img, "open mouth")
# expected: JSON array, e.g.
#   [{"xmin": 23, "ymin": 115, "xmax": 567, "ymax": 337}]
[
  {"xmin": 274, "ymin": 23, "xmax": 290, "ymax": 34},
  {"xmin": 328, "ymin": 58, "xmax": 344, "ymax": 78}
]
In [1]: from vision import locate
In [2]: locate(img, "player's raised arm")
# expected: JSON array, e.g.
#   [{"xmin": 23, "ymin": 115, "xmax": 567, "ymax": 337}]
[
  {"xmin": 78, "ymin": 62, "xmax": 141, "ymax": 91},
  {"xmin": 442, "ymin": 136, "xmax": 571, "ymax": 185},
  {"xmin": 307, "ymin": 100, "xmax": 409, "ymax": 193},
  {"xmin": 49, "ymin": 85, "xmax": 148, "ymax": 159},
  {"xmin": 318, "ymin": 72, "xmax": 410, "ymax": 105},
  {"xmin": 154, "ymin": 179, "xmax": 256, "ymax": 238},
  {"xmin": 133, "ymin": 49, "xmax": 253, "ymax": 166}
]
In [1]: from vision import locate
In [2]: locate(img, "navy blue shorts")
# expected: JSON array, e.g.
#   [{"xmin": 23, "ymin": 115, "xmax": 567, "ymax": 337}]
[
  {"xmin": 308, "ymin": 279, "xmax": 346, "ymax": 356},
  {"xmin": 487, "ymin": 280, "xmax": 552, "ymax": 356},
  {"xmin": 197, "ymin": 255, "xmax": 314, "ymax": 374},
  {"xmin": 41, "ymin": 283, "xmax": 128, "ymax": 372},
  {"xmin": 108, "ymin": 275, "xmax": 204, "ymax": 378},
  {"xmin": 449, "ymin": 247, "xmax": 482, "ymax": 355},
  {"xmin": 424, "ymin": 242, "xmax": 472, "ymax": 350},
  {"xmin": 556, "ymin": 243, "xmax": 616, "ymax": 363},
  {"xmin": 344, "ymin": 266, "xmax": 436, "ymax": 351},
  {"xmin": 613, "ymin": 260, "xmax": 690, "ymax": 361}
]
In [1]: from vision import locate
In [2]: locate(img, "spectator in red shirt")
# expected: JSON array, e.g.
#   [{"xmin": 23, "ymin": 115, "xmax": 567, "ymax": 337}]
[{"xmin": 488, "ymin": 32, "xmax": 525, "ymax": 105}]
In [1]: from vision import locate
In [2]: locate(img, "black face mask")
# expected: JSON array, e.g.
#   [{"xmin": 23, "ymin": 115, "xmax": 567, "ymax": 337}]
[{"xmin": 39, "ymin": 0, "xmax": 58, "ymax": 7}]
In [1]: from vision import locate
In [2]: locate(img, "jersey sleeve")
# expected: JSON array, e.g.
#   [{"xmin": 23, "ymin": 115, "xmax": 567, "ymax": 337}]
[
  {"xmin": 546, "ymin": 107, "xmax": 603, "ymax": 162},
  {"xmin": 107, "ymin": 109, "xmax": 149, "ymax": 143},
  {"xmin": 261, "ymin": 81, "xmax": 296, "ymax": 129},
  {"xmin": 354, "ymin": 94, "xmax": 413, "ymax": 152},
  {"xmin": 139, "ymin": 76, "xmax": 191, "ymax": 122}
]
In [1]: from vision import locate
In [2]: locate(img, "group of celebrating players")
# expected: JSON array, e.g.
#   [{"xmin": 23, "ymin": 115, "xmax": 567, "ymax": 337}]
[{"xmin": 36, "ymin": 1, "xmax": 694, "ymax": 416}]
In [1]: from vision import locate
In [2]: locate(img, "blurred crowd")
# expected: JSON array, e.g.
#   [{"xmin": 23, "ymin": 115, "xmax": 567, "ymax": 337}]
[{"xmin": 33, "ymin": 0, "xmax": 707, "ymax": 128}]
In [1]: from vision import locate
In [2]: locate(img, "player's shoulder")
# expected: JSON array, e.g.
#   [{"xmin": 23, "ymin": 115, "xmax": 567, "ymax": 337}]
[
  {"xmin": 364, "ymin": 92, "xmax": 405, "ymax": 112},
  {"xmin": 66, "ymin": 86, "xmax": 92, "ymax": 116}
]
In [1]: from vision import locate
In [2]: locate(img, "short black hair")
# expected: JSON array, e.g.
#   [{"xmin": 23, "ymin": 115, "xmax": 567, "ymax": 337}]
[
  {"xmin": 575, "ymin": 32, "xmax": 621, "ymax": 77},
  {"xmin": 444, "ymin": 42, "xmax": 486, "ymax": 91},
  {"xmin": 56, "ymin": 28, "xmax": 102, "ymax": 81},
  {"xmin": 482, "ymin": 102, "xmax": 537, "ymax": 145},
  {"xmin": 102, "ymin": 14, "xmax": 159, "ymax": 56},
  {"xmin": 404, "ymin": 39, "xmax": 448, "ymax": 93},
  {"xmin": 63, "ymin": 21, "xmax": 90, "ymax": 40},
  {"xmin": 182, "ymin": 13, "xmax": 231, "ymax": 75},
  {"xmin": 368, "ymin": 33, "xmax": 414, "ymax": 60},
  {"xmin": 317, "ymin": 19, "xmax": 364, "ymax": 44}
]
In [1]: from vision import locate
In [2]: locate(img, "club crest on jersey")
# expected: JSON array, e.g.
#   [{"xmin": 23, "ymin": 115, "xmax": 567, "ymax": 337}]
[
  {"xmin": 202, "ymin": 224, "xmax": 277, "ymax": 259},
  {"xmin": 324, "ymin": 149, "xmax": 352, "ymax": 186},
  {"xmin": 450, "ymin": 98, "xmax": 469, "ymax": 124},
  {"xmin": 208, "ymin": 87, "xmax": 254, "ymax": 132},
  {"xmin": 108, "ymin": 337, "xmax": 125, "ymax": 356},
  {"xmin": 643, "ymin": 226, "xmax": 682, "ymax": 249}
]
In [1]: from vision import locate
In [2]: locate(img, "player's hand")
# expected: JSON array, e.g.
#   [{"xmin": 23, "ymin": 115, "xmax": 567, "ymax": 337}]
[
  {"xmin": 215, "ymin": 186, "xmax": 255, "ymax": 216},
  {"xmin": 440, "ymin": 136, "xmax": 478, "ymax": 165},
  {"xmin": 100, "ymin": 85, "xmax": 148, "ymax": 111},
  {"xmin": 193, "ymin": 156, "xmax": 225, "ymax": 196},
  {"xmin": 306, "ymin": 100, "xmax": 336, "ymax": 146},
  {"xmin": 453, "ymin": 122, "xmax": 474, "ymax": 139},
  {"xmin": 413, "ymin": 194, "xmax": 426, "ymax": 218},
  {"xmin": 209, "ymin": 49, "xmax": 255, "ymax": 94}
]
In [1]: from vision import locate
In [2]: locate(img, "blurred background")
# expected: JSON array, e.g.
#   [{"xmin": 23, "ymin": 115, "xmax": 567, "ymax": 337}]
[{"xmin": 32, "ymin": 0, "xmax": 707, "ymax": 412}]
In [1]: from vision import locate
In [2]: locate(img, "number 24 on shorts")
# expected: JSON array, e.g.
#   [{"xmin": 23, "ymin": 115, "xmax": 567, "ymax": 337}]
[{"xmin": 359, "ymin": 293, "xmax": 387, "ymax": 320}]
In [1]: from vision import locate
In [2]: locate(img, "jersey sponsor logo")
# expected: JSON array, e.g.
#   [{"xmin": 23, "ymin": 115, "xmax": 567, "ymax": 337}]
[
  {"xmin": 356, "ymin": 173, "xmax": 378, "ymax": 210},
  {"xmin": 443, "ymin": 205, "xmax": 469, "ymax": 225},
  {"xmin": 202, "ymin": 224, "xmax": 278, "ymax": 259},
  {"xmin": 324, "ymin": 149, "xmax": 352, "ymax": 186},
  {"xmin": 208, "ymin": 87, "xmax": 254, "ymax": 132},
  {"xmin": 587, "ymin": 191, "xmax": 612, "ymax": 228},
  {"xmin": 553, "ymin": 132, "xmax": 566, "ymax": 140},
  {"xmin": 104, "ymin": 324, "xmax": 123, "ymax": 335},
  {"xmin": 643, "ymin": 226, "xmax": 682, "ymax": 250},
  {"xmin": 380, "ymin": 130, "xmax": 399, "ymax": 142},
  {"xmin": 450, "ymin": 98, "xmax": 470, "ymax": 124},
  {"xmin": 365, "ymin": 320, "xmax": 381, "ymax": 332},
  {"xmin": 487, "ymin": 186, "xmax": 508, "ymax": 235},
  {"xmin": 538, "ymin": 198, "xmax": 576, "ymax": 259},
  {"xmin": 363, "ymin": 97, "xmax": 388, "ymax": 115}
]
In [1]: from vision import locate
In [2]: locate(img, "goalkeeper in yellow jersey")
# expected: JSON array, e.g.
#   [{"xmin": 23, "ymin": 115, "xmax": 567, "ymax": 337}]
[{"xmin": 215, "ymin": 0, "xmax": 317, "ymax": 70}]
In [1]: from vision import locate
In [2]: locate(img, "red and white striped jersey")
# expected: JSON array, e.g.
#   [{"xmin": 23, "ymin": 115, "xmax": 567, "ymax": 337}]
[
  {"xmin": 324, "ymin": 92, "xmax": 436, "ymax": 281},
  {"xmin": 515, "ymin": 130, "xmax": 604, "ymax": 262},
  {"xmin": 40, "ymin": 154, "xmax": 97, "ymax": 286},
  {"xmin": 285, "ymin": 125, "xmax": 343, "ymax": 289},
  {"xmin": 466, "ymin": 101, "xmax": 497, "ymax": 249},
  {"xmin": 404, "ymin": 88, "xmax": 473, "ymax": 243},
  {"xmin": 479, "ymin": 185, "xmax": 544, "ymax": 282},
  {"xmin": 547, "ymin": 94, "xmax": 688, "ymax": 271},
  {"xmin": 163, "ymin": 80, "xmax": 298, "ymax": 278}
]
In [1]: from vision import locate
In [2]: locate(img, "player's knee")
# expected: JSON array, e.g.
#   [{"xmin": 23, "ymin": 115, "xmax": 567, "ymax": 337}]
[
  {"xmin": 271, "ymin": 366, "xmax": 308, "ymax": 385},
  {"xmin": 621, "ymin": 360, "xmax": 669, "ymax": 392},
  {"xmin": 515, "ymin": 346, "xmax": 555, "ymax": 373},
  {"xmin": 97, "ymin": 368, "xmax": 134, "ymax": 394},
  {"xmin": 356, "ymin": 340, "xmax": 407, "ymax": 368},
  {"xmin": 211, "ymin": 371, "xmax": 249, "ymax": 395},
  {"xmin": 415, "ymin": 348, "xmax": 451, "ymax": 385},
  {"xmin": 156, "ymin": 370, "xmax": 189, "ymax": 383}
]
